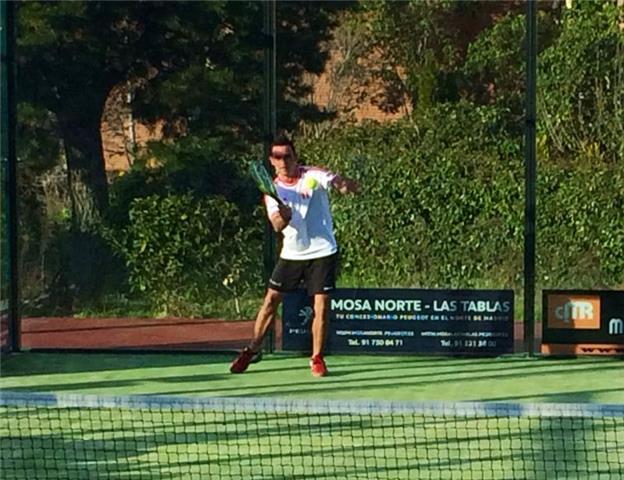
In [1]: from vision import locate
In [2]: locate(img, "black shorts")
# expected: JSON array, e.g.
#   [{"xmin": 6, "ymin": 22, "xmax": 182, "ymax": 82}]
[{"xmin": 268, "ymin": 253, "xmax": 339, "ymax": 296}]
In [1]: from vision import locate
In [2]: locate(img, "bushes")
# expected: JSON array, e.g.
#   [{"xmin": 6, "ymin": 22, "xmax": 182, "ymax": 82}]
[
  {"xmin": 538, "ymin": 160, "xmax": 624, "ymax": 288},
  {"xmin": 106, "ymin": 194, "xmax": 263, "ymax": 318},
  {"xmin": 299, "ymin": 102, "xmax": 524, "ymax": 289},
  {"xmin": 297, "ymin": 96, "xmax": 623, "ymax": 292}
]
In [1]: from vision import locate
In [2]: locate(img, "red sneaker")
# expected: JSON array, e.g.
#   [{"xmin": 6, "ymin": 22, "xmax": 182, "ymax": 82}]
[
  {"xmin": 310, "ymin": 355, "xmax": 328, "ymax": 377},
  {"xmin": 230, "ymin": 347, "xmax": 257, "ymax": 374}
]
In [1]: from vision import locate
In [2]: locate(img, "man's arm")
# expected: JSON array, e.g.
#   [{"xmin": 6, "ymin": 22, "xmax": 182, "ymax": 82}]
[
  {"xmin": 269, "ymin": 204, "xmax": 292, "ymax": 232},
  {"xmin": 331, "ymin": 174, "xmax": 361, "ymax": 195}
]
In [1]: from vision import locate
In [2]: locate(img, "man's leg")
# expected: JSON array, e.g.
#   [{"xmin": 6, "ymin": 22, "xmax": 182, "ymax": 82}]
[
  {"xmin": 310, "ymin": 293, "xmax": 330, "ymax": 377},
  {"xmin": 230, "ymin": 288, "xmax": 282, "ymax": 373},
  {"xmin": 249, "ymin": 288, "xmax": 283, "ymax": 352},
  {"xmin": 311, "ymin": 293, "xmax": 330, "ymax": 357},
  {"xmin": 306, "ymin": 253, "xmax": 338, "ymax": 377}
]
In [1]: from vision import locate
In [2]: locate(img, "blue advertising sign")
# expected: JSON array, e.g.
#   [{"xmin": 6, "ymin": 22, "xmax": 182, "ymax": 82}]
[{"xmin": 282, "ymin": 288, "xmax": 514, "ymax": 355}]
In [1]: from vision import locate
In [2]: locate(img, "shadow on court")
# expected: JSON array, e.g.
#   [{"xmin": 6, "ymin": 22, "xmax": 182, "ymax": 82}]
[
  {"xmin": 1, "ymin": 353, "xmax": 621, "ymax": 405},
  {"xmin": 0, "ymin": 351, "xmax": 236, "ymax": 376}
]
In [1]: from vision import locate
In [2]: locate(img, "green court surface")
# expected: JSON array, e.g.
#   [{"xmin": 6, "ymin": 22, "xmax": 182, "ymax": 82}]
[
  {"xmin": 1, "ymin": 353, "xmax": 622, "ymax": 479},
  {"xmin": 0, "ymin": 352, "xmax": 622, "ymax": 403}
]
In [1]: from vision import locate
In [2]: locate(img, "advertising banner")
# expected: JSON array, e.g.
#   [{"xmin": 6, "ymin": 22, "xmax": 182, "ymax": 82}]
[
  {"xmin": 542, "ymin": 290, "xmax": 624, "ymax": 356},
  {"xmin": 282, "ymin": 288, "xmax": 514, "ymax": 355}
]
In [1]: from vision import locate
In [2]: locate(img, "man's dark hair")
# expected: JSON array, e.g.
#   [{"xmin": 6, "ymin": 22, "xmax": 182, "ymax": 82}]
[{"xmin": 270, "ymin": 133, "xmax": 296, "ymax": 156}]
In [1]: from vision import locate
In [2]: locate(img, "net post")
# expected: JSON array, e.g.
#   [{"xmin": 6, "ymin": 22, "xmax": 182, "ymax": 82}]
[{"xmin": 523, "ymin": 0, "xmax": 538, "ymax": 357}]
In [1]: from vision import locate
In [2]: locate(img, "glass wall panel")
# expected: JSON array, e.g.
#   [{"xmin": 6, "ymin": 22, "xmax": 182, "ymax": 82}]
[
  {"xmin": 275, "ymin": 1, "xmax": 527, "ymax": 349},
  {"xmin": 537, "ymin": 1, "xmax": 624, "ymax": 353},
  {"xmin": 15, "ymin": 2, "xmax": 267, "ymax": 350}
]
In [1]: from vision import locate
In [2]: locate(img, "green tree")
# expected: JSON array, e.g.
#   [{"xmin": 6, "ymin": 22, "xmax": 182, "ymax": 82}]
[
  {"xmin": 17, "ymin": 1, "xmax": 349, "ymax": 224},
  {"xmin": 538, "ymin": 1, "xmax": 624, "ymax": 160},
  {"xmin": 17, "ymin": 1, "xmax": 257, "ymax": 228},
  {"xmin": 16, "ymin": 1, "xmax": 349, "ymax": 309},
  {"xmin": 274, "ymin": 2, "xmax": 348, "ymax": 126},
  {"xmin": 360, "ymin": 0, "xmax": 517, "ymax": 114}
]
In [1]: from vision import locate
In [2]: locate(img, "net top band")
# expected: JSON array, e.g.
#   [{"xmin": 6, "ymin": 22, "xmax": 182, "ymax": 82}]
[{"xmin": 2, "ymin": 391, "xmax": 623, "ymax": 418}]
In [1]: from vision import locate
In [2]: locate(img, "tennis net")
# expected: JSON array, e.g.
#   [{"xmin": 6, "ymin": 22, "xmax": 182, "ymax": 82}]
[{"xmin": 1, "ymin": 391, "xmax": 622, "ymax": 479}]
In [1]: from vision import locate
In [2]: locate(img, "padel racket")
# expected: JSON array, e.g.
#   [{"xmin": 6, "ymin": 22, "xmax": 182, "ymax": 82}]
[{"xmin": 250, "ymin": 160, "xmax": 285, "ymax": 205}]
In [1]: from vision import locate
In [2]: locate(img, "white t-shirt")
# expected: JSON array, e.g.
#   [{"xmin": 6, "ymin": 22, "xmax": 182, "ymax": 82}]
[{"xmin": 264, "ymin": 166, "xmax": 337, "ymax": 261}]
